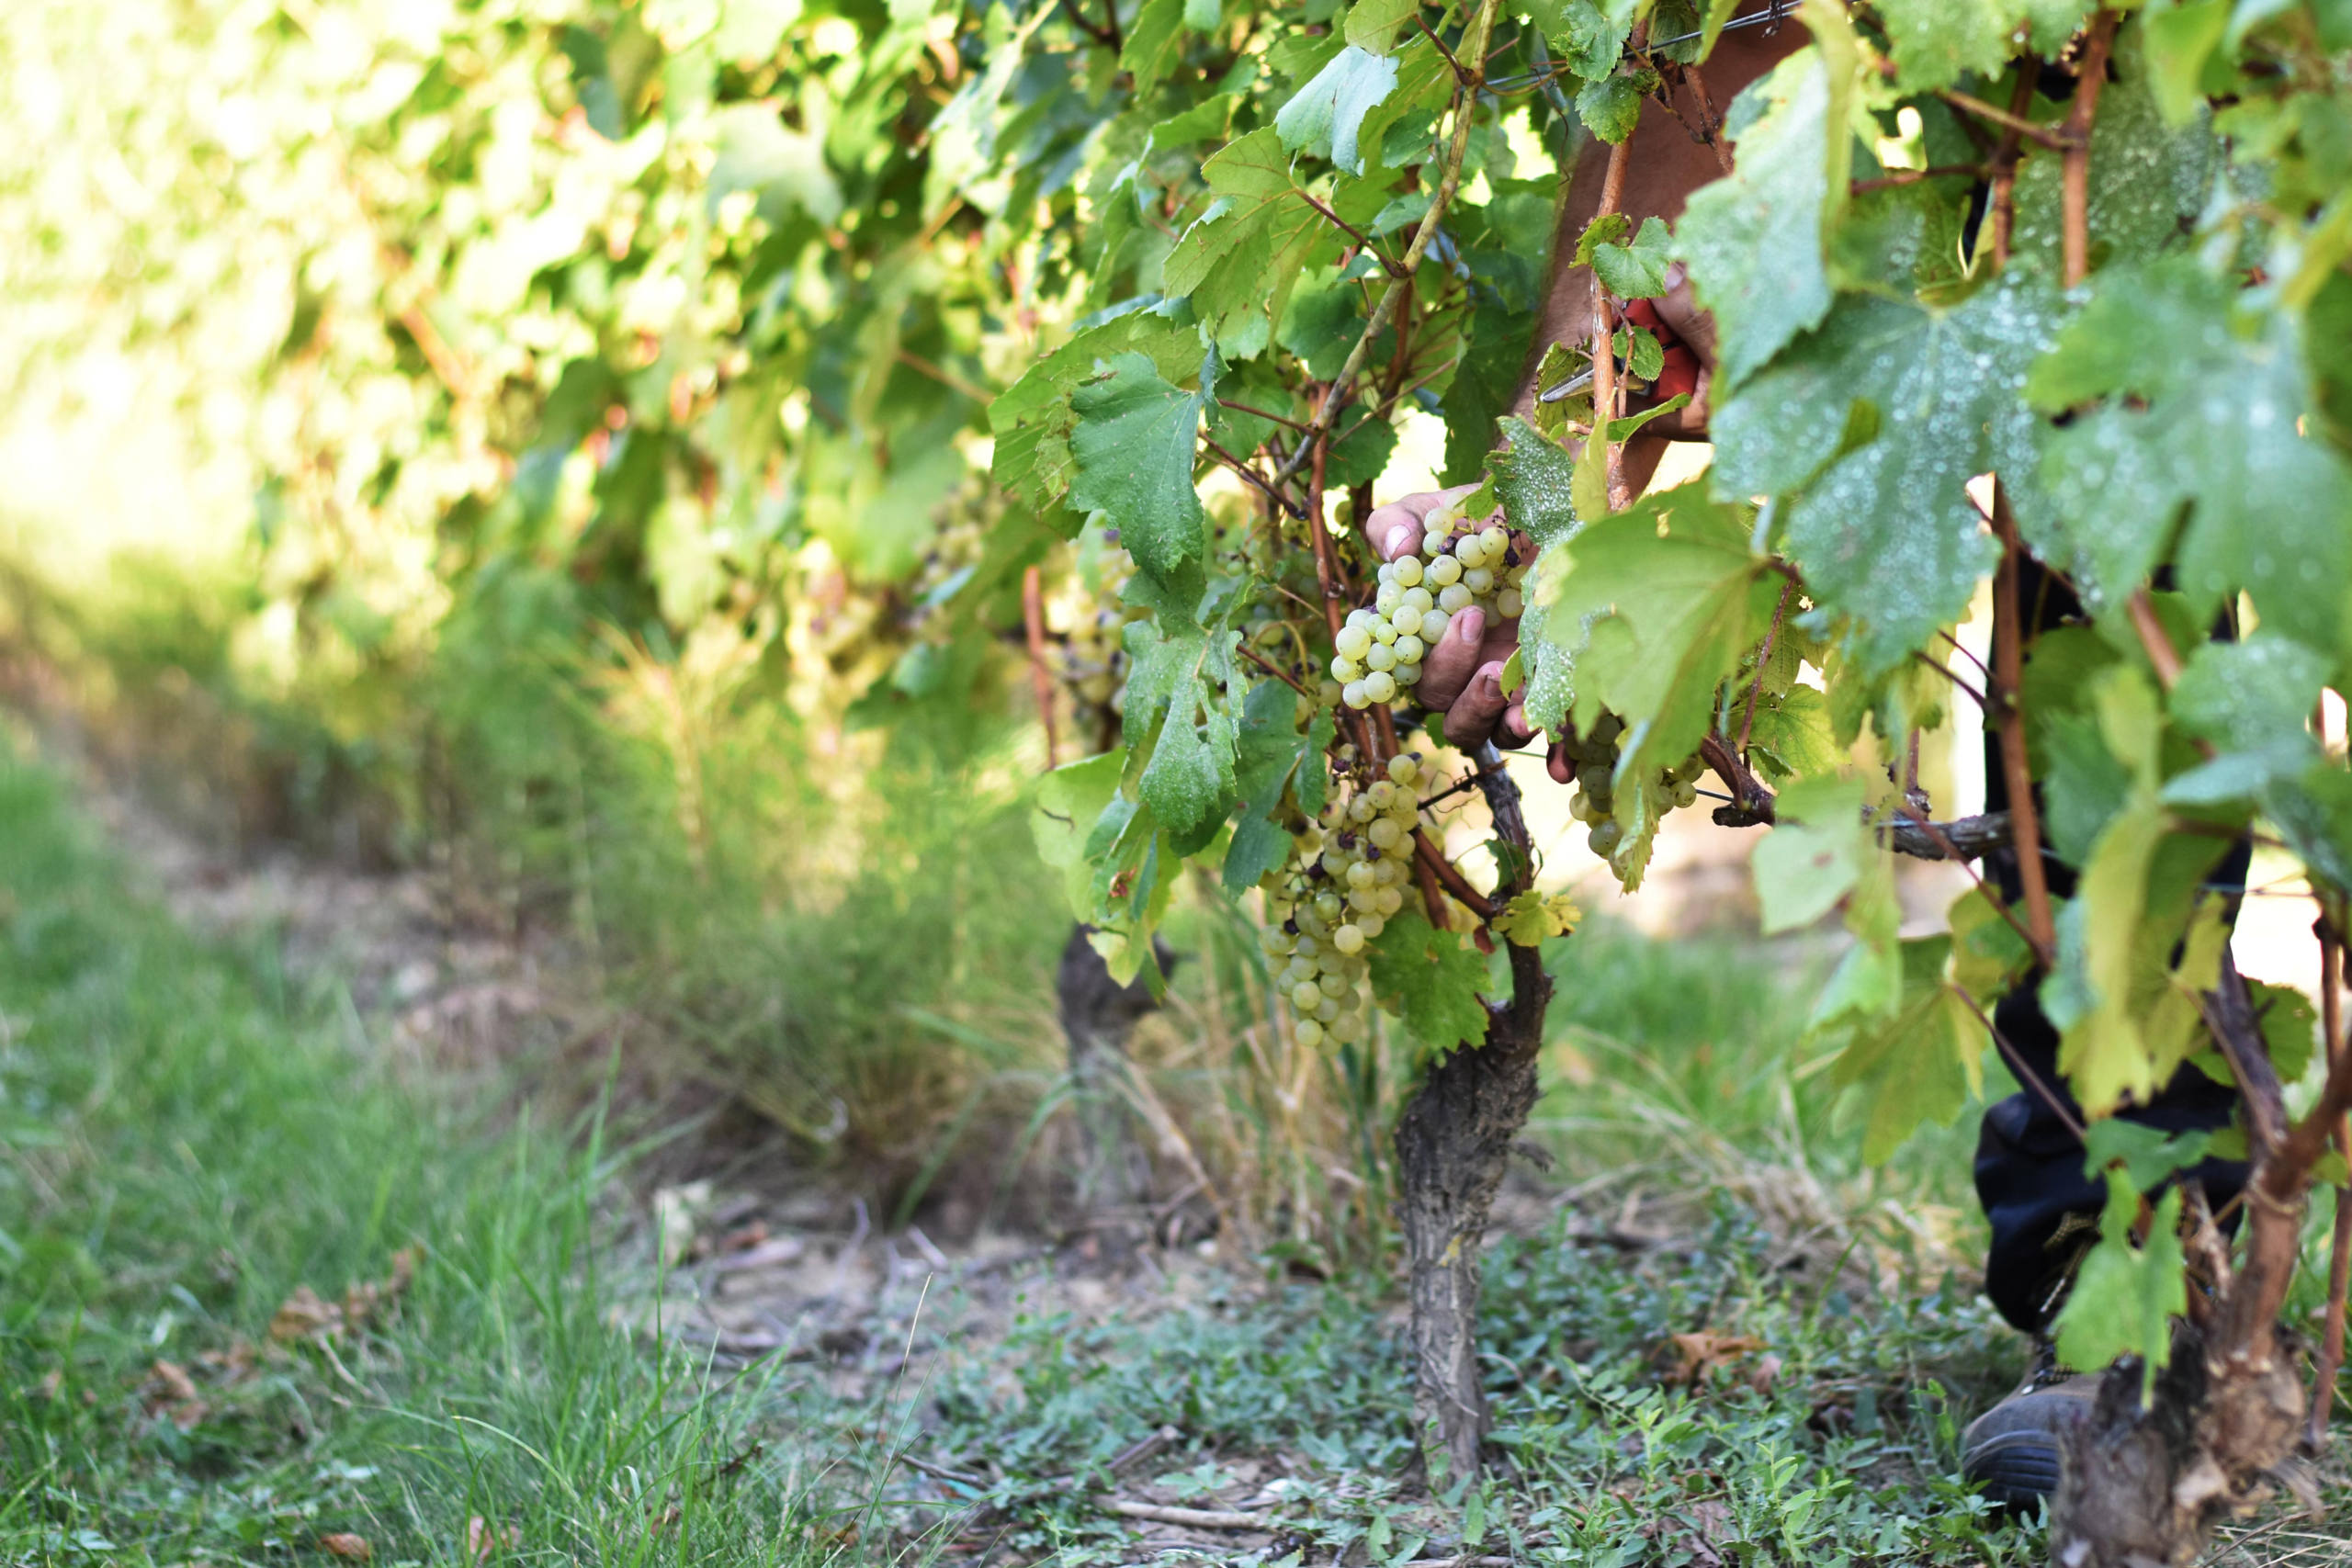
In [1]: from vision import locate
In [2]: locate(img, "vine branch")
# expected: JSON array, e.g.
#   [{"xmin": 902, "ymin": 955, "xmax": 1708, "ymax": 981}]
[
  {"xmin": 2061, "ymin": 10, "xmax": 2120, "ymax": 289},
  {"xmin": 1272, "ymin": 0, "xmax": 1502, "ymax": 487},
  {"xmin": 1990, "ymin": 483, "xmax": 2059, "ymax": 965}
]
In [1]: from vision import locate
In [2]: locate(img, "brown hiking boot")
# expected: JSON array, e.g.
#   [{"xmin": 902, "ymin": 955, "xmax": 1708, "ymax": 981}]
[{"xmin": 1961, "ymin": 1340, "xmax": 2096, "ymax": 1509}]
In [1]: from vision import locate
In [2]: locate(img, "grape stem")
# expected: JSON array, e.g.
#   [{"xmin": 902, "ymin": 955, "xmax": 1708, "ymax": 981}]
[
  {"xmin": 1413, "ymin": 829, "xmax": 1497, "ymax": 921},
  {"xmin": 1237, "ymin": 643, "xmax": 1313, "ymax": 700}
]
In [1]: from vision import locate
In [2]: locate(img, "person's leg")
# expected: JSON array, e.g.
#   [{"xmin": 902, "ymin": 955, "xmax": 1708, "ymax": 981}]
[{"xmin": 1960, "ymin": 558, "xmax": 2249, "ymax": 1506}]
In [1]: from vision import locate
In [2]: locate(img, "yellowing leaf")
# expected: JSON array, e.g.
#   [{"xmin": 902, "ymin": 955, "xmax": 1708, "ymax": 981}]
[{"xmin": 1496, "ymin": 889, "xmax": 1580, "ymax": 946}]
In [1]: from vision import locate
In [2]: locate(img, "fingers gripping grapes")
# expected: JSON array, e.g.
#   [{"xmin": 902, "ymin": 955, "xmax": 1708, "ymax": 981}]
[{"xmin": 1352, "ymin": 487, "xmax": 1571, "ymax": 782}]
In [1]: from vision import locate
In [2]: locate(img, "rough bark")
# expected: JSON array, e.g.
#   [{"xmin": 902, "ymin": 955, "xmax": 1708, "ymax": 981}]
[
  {"xmin": 1394, "ymin": 941, "xmax": 1551, "ymax": 1488},
  {"xmin": 1392, "ymin": 746, "xmax": 1550, "ymax": 1488},
  {"xmin": 1057, "ymin": 925, "xmax": 1167, "ymax": 1235},
  {"xmin": 2051, "ymin": 957, "xmax": 2315, "ymax": 1563}
]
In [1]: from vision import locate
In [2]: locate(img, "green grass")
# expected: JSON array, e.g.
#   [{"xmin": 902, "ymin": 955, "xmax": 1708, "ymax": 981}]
[{"xmin": 0, "ymin": 755, "xmax": 899, "ymax": 1566}]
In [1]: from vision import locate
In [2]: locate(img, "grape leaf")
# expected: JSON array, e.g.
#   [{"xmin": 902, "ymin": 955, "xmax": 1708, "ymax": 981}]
[
  {"xmin": 1121, "ymin": 0, "xmax": 1193, "ymax": 94},
  {"xmin": 1495, "ymin": 889, "xmax": 1581, "ymax": 946},
  {"xmin": 1751, "ymin": 775, "xmax": 1869, "ymax": 934},
  {"xmin": 1522, "ymin": 0, "xmax": 1625, "ymax": 80},
  {"xmin": 1164, "ymin": 128, "xmax": 1338, "ymax": 354},
  {"xmin": 1079, "ymin": 792, "xmax": 1182, "ymax": 987},
  {"xmin": 990, "ymin": 311, "xmax": 1204, "ymax": 522},
  {"xmin": 1826, "ymin": 933, "xmax": 1986, "ymax": 1164},
  {"xmin": 2171, "ymin": 635, "xmax": 2328, "ymax": 754},
  {"xmin": 1872, "ymin": 0, "xmax": 2094, "ymax": 92},
  {"xmin": 1224, "ymin": 682, "xmax": 1331, "ymax": 891},
  {"xmin": 1069, "ymin": 352, "xmax": 1210, "ymax": 582},
  {"xmin": 1121, "ymin": 616, "xmax": 1244, "ymax": 853},
  {"xmin": 2010, "ymin": 37, "xmax": 2219, "ymax": 273},
  {"xmin": 2053, "ymin": 1172, "xmax": 2187, "ymax": 1397},
  {"xmin": 1713, "ymin": 273, "xmax": 2064, "ymax": 673},
  {"xmin": 1950, "ymin": 884, "xmax": 2033, "ymax": 1004},
  {"xmin": 1276, "ymin": 45, "xmax": 1400, "ymax": 174},
  {"xmin": 1343, "ymin": 0, "xmax": 1423, "ymax": 53},
  {"xmin": 1588, "ymin": 215, "xmax": 1673, "ymax": 299},
  {"xmin": 2082, "ymin": 1120, "xmax": 2215, "ymax": 1192},
  {"xmin": 1537, "ymin": 483, "xmax": 1779, "ymax": 871},
  {"xmin": 1575, "ymin": 68, "xmax": 1651, "ymax": 143},
  {"xmin": 1488, "ymin": 417, "xmax": 1585, "ymax": 734},
  {"xmin": 2029, "ymin": 261, "xmax": 2352, "ymax": 662},
  {"xmin": 1366, "ymin": 908, "xmax": 1492, "ymax": 1055},
  {"xmin": 1034, "ymin": 751, "xmax": 1127, "ymax": 920},
  {"xmin": 1674, "ymin": 42, "xmax": 1850, "ymax": 389},
  {"xmin": 1743, "ymin": 685, "xmax": 1843, "ymax": 783}
]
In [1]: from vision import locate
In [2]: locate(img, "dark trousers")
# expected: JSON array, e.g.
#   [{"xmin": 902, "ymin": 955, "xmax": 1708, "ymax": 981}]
[{"xmin": 1969, "ymin": 561, "xmax": 2249, "ymax": 1334}]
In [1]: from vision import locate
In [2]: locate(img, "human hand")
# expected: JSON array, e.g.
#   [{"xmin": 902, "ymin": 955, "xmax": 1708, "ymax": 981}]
[{"xmin": 1359, "ymin": 485, "xmax": 1573, "ymax": 784}]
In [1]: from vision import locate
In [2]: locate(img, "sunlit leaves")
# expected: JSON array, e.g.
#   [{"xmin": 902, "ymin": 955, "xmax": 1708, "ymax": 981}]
[
  {"xmin": 1163, "ymin": 129, "xmax": 1339, "ymax": 355},
  {"xmin": 2029, "ymin": 259, "xmax": 2352, "ymax": 663},
  {"xmin": 1713, "ymin": 274, "xmax": 2063, "ymax": 672},
  {"xmin": 1276, "ymin": 46, "xmax": 1401, "ymax": 175},
  {"xmin": 1674, "ymin": 44, "xmax": 1849, "ymax": 389},
  {"xmin": 1871, "ymin": 0, "xmax": 2094, "ymax": 92}
]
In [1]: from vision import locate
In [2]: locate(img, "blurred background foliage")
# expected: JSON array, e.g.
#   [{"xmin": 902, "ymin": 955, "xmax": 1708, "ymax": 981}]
[{"xmin": 0, "ymin": 0, "xmax": 1968, "ymax": 1258}]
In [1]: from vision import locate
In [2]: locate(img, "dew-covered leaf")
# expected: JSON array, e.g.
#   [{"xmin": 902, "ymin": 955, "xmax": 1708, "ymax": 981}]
[
  {"xmin": 1069, "ymin": 353, "xmax": 1209, "ymax": 581},
  {"xmin": 1713, "ymin": 274, "xmax": 2064, "ymax": 673}
]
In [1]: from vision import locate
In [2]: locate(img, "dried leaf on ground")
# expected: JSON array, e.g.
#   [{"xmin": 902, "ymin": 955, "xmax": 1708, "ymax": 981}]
[
  {"xmin": 320, "ymin": 1532, "xmax": 373, "ymax": 1560},
  {"xmin": 466, "ymin": 1516, "xmax": 520, "ymax": 1563},
  {"xmin": 140, "ymin": 1359, "xmax": 207, "ymax": 1429},
  {"xmin": 1663, "ymin": 1331, "xmax": 1766, "ymax": 1388},
  {"xmin": 270, "ymin": 1285, "xmax": 343, "ymax": 1343}
]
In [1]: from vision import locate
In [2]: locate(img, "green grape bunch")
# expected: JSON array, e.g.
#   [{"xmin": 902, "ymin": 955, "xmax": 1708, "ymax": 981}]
[
  {"xmin": 1557, "ymin": 710, "xmax": 1705, "ymax": 869},
  {"xmin": 1329, "ymin": 506, "xmax": 1530, "ymax": 715},
  {"xmin": 1260, "ymin": 750, "xmax": 1437, "ymax": 1049}
]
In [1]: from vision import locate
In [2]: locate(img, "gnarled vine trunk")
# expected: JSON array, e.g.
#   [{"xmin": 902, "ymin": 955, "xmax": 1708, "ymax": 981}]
[
  {"xmin": 1393, "ymin": 747, "xmax": 1550, "ymax": 1486},
  {"xmin": 1395, "ymin": 939, "xmax": 1550, "ymax": 1486},
  {"xmin": 2052, "ymin": 957, "xmax": 2328, "ymax": 1562}
]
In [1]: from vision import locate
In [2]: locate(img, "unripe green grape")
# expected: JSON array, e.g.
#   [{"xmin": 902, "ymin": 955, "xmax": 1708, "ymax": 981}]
[
  {"xmin": 1420, "ymin": 528, "xmax": 1450, "ymax": 557},
  {"xmin": 1365, "ymin": 641, "xmax": 1396, "ymax": 672},
  {"xmin": 1374, "ymin": 886, "xmax": 1404, "ymax": 916},
  {"xmin": 1261, "ymin": 927, "xmax": 1294, "ymax": 955},
  {"xmin": 1589, "ymin": 820, "xmax": 1623, "ymax": 855},
  {"xmin": 1320, "ymin": 849, "xmax": 1350, "ymax": 877},
  {"xmin": 1365, "ymin": 781, "xmax": 1397, "ymax": 810},
  {"xmin": 1426, "ymin": 553, "xmax": 1463, "ymax": 587},
  {"xmin": 1358, "ymin": 911, "xmax": 1386, "ymax": 940},
  {"xmin": 1342, "ymin": 681, "xmax": 1370, "ymax": 709},
  {"xmin": 1336, "ymin": 625, "xmax": 1371, "ymax": 660},
  {"xmin": 1294, "ymin": 932, "xmax": 1320, "ymax": 958},
  {"xmin": 1400, "ymin": 586, "xmax": 1434, "ymax": 615},
  {"xmin": 1496, "ymin": 589, "xmax": 1523, "ymax": 619},
  {"xmin": 1392, "ymin": 555, "xmax": 1423, "ymax": 588},
  {"xmin": 1393, "ymin": 633, "xmax": 1425, "ymax": 665},
  {"xmin": 1315, "ymin": 892, "xmax": 1344, "ymax": 922},
  {"xmin": 1316, "ymin": 996, "xmax": 1340, "ymax": 1022},
  {"xmin": 1438, "ymin": 584, "xmax": 1474, "ymax": 614},
  {"xmin": 1375, "ymin": 584, "xmax": 1403, "ymax": 614},
  {"xmin": 1349, "ymin": 886, "xmax": 1380, "ymax": 913},
  {"xmin": 1674, "ymin": 782, "xmax": 1698, "ymax": 809},
  {"xmin": 1367, "ymin": 817, "xmax": 1403, "ymax": 850},
  {"xmin": 1396, "ymin": 661, "xmax": 1422, "ymax": 686},
  {"xmin": 1294, "ymin": 1018, "xmax": 1325, "ymax": 1048},
  {"xmin": 1333, "ymin": 923, "xmax": 1366, "ymax": 954},
  {"xmin": 1331, "ymin": 655, "xmax": 1362, "ymax": 682},
  {"xmin": 1319, "ymin": 678, "xmax": 1344, "ymax": 705},
  {"xmin": 1388, "ymin": 752, "xmax": 1422, "ymax": 784},
  {"xmin": 1346, "ymin": 860, "xmax": 1376, "ymax": 889},
  {"xmin": 1363, "ymin": 670, "xmax": 1397, "ymax": 704},
  {"xmin": 1291, "ymin": 979, "xmax": 1324, "ymax": 1012},
  {"xmin": 1479, "ymin": 525, "xmax": 1508, "ymax": 558},
  {"xmin": 1370, "ymin": 618, "xmax": 1398, "ymax": 645},
  {"xmin": 1419, "ymin": 609, "xmax": 1451, "ymax": 643},
  {"xmin": 1462, "ymin": 567, "xmax": 1494, "ymax": 594},
  {"xmin": 1349, "ymin": 795, "xmax": 1376, "ymax": 823}
]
